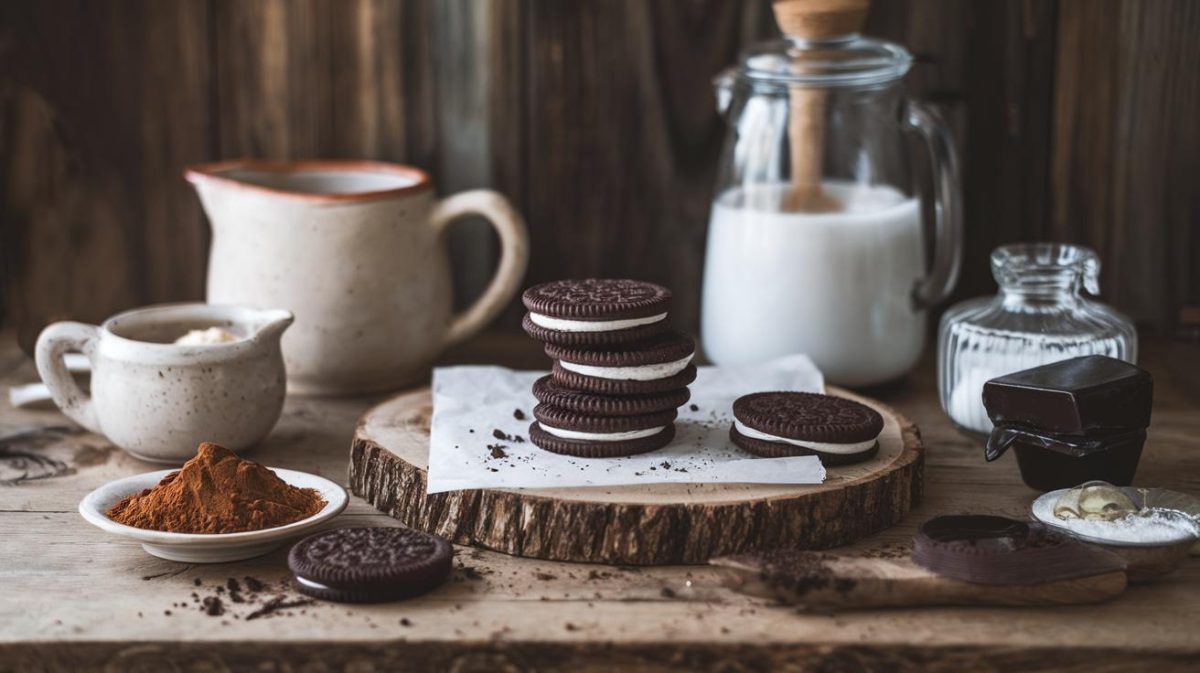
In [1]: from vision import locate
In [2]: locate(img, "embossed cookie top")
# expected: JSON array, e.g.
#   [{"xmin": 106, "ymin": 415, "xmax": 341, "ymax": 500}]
[
  {"xmin": 522, "ymin": 279, "xmax": 671, "ymax": 320},
  {"xmin": 288, "ymin": 527, "xmax": 451, "ymax": 588},
  {"xmin": 732, "ymin": 392, "xmax": 883, "ymax": 443}
]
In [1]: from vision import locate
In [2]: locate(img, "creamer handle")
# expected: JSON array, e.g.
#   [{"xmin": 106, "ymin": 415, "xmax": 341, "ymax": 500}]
[{"xmin": 35, "ymin": 321, "xmax": 103, "ymax": 434}]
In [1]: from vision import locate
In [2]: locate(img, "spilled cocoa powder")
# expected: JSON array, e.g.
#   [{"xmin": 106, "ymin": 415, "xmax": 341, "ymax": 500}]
[{"xmin": 107, "ymin": 443, "xmax": 325, "ymax": 533}]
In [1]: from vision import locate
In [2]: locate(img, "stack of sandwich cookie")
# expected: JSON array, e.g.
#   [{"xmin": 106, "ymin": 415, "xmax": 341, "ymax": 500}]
[
  {"xmin": 288, "ymin": 527, "xmax": 452, "ymax": 603},
  {"xmin": 522, "ymin": 279, "xmax": 695, "ymax": 458},
  {"xmin": 730, "ymin": 392, "xmax": 883, "ymax": 466}
]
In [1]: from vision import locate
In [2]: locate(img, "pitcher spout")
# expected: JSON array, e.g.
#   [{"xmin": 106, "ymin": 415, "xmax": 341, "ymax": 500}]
[{"xmin": 251, "ymin": 309, "xmax": 295, "ymax": 342}]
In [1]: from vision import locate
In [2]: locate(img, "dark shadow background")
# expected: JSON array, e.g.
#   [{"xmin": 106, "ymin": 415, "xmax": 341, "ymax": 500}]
[{"xmin": 2, "ymin": 0, "xmax": 1198, "ymax": 354}]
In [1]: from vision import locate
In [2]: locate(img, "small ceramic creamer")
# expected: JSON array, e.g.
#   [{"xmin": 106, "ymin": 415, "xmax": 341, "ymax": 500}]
[
  {"xmin": 35, "ymin": 303, "xmax": 293, "ymax": 463},
  {"xmin": 187, "ymin": 160, "xmax": 529, "ymax": 395}
]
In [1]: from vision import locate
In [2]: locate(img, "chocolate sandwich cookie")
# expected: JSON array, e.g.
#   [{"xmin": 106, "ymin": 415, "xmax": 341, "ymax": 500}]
[
  {"xmin": 547, "ymin": 330, "xmax": 697, "ymax": 395},
  {"xmin": 288, "ymin": 527, "xmax": 452, "ymax": 603},
  {"xmin": 730, "ymin": 392, "xmax": 883, "ymax": 466},
  {"xmin": 529, "ymin": 403, "xmax": 676, "ymax": 457},
  {"xmin": 522, "ymin": 278, "xmax": 672, "ymax": 346},
  {"xmin": 532, "ymin": 375, "xmax": 691, "ymax": 417}
]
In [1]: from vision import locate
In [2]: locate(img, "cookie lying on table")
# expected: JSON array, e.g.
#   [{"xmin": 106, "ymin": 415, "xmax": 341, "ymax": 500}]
[{"xmin": 288, "ymin": 527, "xmax": 452, "ymax": 603}]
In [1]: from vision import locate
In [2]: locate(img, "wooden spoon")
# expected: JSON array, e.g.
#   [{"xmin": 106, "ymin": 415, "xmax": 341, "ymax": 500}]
[
  {"xmin": 772, "ymin": 0, "xmax": 871, "ymax": 212},
  {"xmin": 713, "ymin": 551, "xmax": 1128, "ymax": 610}
]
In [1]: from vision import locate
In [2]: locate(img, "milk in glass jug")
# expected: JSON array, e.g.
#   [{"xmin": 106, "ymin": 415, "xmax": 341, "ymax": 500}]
[{"xmin": 701, "ymin": 0, "xmax": 962, "ymax": 386}]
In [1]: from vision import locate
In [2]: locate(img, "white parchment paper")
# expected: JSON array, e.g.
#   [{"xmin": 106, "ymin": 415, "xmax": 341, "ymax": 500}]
[{"xmin": 426, "ymin": 355, "xmax": 827, "ymax": 493}]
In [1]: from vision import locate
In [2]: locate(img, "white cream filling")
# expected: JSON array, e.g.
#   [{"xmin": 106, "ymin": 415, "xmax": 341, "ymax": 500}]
[
  {"xmin": 540, "ymin": 423, "xmax": 667, "ymax": 442},
  {"xmin": 733, "ymin": 421, "xmax": 877, "ymax": 455},
  {"xmin": 559, "ymin": 354, "xmax": 693, "ymax": 381},
  {"xmin": 294, "ymin": 576, "xmax": 331, "ymax": 590},
  {"xmin": 528, "ymin": 312, "xmax": 667, "ymax": 333}
]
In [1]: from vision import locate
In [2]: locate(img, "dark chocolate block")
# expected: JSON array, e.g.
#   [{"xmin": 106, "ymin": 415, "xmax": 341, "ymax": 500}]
[{"xmin": 982, "ymin": 355, "xmax": 1152, "ymax": 435}]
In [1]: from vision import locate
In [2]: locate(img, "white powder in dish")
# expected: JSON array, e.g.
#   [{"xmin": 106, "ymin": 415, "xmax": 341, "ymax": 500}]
[{"xmin": 1033, "ymin": 497, "xmax": 1200, "ymax": 545}]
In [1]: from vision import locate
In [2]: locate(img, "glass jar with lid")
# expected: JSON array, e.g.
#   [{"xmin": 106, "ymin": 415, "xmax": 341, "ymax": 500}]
[
  {"xmin": 938, "ymin": 243, "xmax": 1138, "ymax": 435},
  {"xmin": 701, "ymin": 2, "xmax": 963, "ymax": 387}
]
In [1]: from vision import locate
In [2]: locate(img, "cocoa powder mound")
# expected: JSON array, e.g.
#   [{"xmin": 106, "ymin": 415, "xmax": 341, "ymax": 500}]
[{"xmin": 107, "ymin": 443, "xmax": 325, "ymax": 534}]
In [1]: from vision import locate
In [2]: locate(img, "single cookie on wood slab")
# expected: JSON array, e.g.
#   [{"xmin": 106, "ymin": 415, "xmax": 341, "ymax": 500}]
[
  {"xmin": 532, "ymin": 375, "xmax": 690, "ymax": 417},
  {"xmin": 522, "ymin": 278, "xmax": 672, "ymax": 346},
  {"xmin": 288, "ymin": 527, "xmax": 452, "ymax": 603},
  {"xmin": 731, "ymin": 391, "xmax": 883, "ymax": 466},
  {"xmin": 530, "ymin": 403, "xmax": 676, "ymax": 458}
]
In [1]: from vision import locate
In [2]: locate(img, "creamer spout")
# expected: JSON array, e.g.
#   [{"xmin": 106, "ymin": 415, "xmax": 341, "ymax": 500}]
[{"xmin": 252, "ymin": 309, "xmax": 295, "ymax": 342}]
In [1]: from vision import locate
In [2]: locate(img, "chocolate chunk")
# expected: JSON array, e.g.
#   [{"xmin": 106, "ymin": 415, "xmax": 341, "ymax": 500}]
[
  {"xmin": 983, "ymin": 355, "xmax": 1152, "ymax": 435},
  {"xmin": 983, "ymin": 356, "xmax": 1153, "ymax": 490}
]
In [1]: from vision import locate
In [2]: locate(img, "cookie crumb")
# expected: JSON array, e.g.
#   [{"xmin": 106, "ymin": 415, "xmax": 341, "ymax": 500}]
[{"xmin": 202, "ymin": 596, "xmax": 225, "ymax": 616}]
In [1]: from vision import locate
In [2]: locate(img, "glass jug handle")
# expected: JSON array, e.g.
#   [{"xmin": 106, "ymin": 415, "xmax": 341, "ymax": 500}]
[{"xmin": 904, "ymin": 99, "xmax": 963, "ymax": 310}]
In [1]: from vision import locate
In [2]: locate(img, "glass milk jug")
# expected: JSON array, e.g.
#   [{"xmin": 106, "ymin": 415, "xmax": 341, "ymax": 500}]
[{"xmin": 701, "ymin": 28, "xmax": 963, "ymax": 386}]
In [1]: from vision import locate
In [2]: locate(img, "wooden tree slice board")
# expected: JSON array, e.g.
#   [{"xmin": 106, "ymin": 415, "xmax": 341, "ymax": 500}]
[{"xmin": 349, "ymin": 386, "xmax": 923, "ymax": 565}]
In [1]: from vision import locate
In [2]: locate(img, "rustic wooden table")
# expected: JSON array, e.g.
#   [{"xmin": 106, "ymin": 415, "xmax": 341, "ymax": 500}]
[{"xmin": 1, "ymin": 331, "xmax": 1197, "ymax": 672}]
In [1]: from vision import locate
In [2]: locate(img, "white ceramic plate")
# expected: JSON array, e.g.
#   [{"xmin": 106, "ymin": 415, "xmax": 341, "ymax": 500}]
[{"xmin": 79, "ymin": 468, "xmax": 348, "ymax": 563}]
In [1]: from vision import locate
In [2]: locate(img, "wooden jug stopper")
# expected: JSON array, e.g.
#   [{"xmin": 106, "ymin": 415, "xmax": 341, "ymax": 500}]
[{"xmin": 772, "ymin": 0, "xmax": 870, "ymax": 213}]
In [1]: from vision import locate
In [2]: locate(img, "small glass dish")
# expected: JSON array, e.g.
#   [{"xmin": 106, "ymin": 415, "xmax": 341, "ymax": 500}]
[{"xmin": 939, "ymin": 243, "xmax": 1137, "ymax": 436}]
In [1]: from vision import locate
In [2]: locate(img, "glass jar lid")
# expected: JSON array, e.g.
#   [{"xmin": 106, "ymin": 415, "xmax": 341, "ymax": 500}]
[{"xmin": 737, "ymin": 34, "xmax": 912, "ymax": 88}]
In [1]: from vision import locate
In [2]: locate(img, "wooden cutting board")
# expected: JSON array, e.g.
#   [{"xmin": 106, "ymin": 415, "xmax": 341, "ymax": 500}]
[{"xmin": 348, "ymin": 386, "xmax": 923, "ymax": 565}]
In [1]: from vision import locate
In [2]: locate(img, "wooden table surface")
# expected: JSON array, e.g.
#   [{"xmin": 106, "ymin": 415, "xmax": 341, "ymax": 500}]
[{"xmin": 1, "ymin": 330, "xmax": 1197, "ymax": 672}]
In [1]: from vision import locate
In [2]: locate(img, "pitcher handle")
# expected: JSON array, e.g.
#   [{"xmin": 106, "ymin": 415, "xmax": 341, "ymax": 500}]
[
  {"xmin": 432, "ymin": 190, "xmax": 530, "ymax": 347},
  {"xmin": 904, "ymin": 100, "xmax": 963, "ymax": 309},
  {"xmin": 35, "ymin": 321, "xmax": 103, "ymax": 434}
]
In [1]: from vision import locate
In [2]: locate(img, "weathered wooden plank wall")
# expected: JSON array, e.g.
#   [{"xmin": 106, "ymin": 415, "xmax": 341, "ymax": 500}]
[{"xmin": 1, "ymin": 0, "xmax": 1197, "ymax": 354}]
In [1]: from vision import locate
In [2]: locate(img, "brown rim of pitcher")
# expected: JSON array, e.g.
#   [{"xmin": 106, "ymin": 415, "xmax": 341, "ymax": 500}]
[{"xmin": 184, "ymin": 159, "xmax": 432, "ymax": 203}]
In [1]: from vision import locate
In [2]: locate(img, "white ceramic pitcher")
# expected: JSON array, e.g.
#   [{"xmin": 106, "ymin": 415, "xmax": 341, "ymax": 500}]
[
  {"xmin": 36, "ymin": 303, "xmax": 293, "ymax": 463},
  {"xmin": 187, "ymin": 160, "xmax": 529, "ymax": 395}
]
